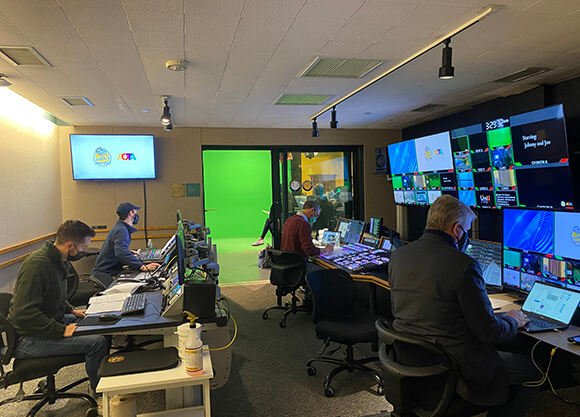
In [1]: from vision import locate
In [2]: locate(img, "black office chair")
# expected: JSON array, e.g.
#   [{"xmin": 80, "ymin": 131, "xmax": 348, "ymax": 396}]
[
  {"xmin": 67, "ymin": 250, "xmax": 107, "ymax": 307},
  {"xmin": 305, "ymin": 268, "xmax": 384, "ymax": 397},
  {"xmin": 262, "ymin": 249, "xmax": 311, "ymax": 328},
  {"xmin": 0, "ymin": 293, "xmax": 98, "ymax": 417},
  {"xmin": 375, "ymin": 319, "xmax": 487, "ymax": 417}
]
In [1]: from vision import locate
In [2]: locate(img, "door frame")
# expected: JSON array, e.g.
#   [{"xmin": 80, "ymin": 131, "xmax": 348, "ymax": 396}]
[{"xmin": 201, "ymin": 145, "xmax": 364, "ymax": 249}]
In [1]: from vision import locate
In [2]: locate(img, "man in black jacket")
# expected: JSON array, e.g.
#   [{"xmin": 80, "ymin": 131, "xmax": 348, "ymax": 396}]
[
  {"xmin": 8, "ymin": 220, "xmax": 108, "ymax": 397},
  {"xmin": 388, "ymin": 195, "xmax": 535, "ymax": 416}
]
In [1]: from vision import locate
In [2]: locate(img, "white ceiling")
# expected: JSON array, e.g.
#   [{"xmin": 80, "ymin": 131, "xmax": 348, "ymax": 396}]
[{"xmin": 1, "ymin": 0, "xmax": 580, "ymax": 130}]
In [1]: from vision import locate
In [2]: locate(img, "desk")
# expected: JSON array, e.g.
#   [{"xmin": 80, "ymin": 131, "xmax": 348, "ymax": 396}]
[
  {"xmin": 489, "ymin": 293, "xmax": 580, "ymax": 357},
  {"xmin": 97, "ymin": 347, "xmax": 213, "ymax": 417}
]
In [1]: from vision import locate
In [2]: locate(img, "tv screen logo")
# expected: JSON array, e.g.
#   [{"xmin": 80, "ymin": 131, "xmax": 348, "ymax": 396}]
[
  {"xmin": 424, "ymin": 146, "xmax": 443, "ymax": 161},
  {"xmin": 93, "ymin": 147, "xmax": 111, "ymax": 167},
  {"xmin": 479, "ymin": 194, "xmax": 491, "ymax": 205},
  {"xmin": 118, "ymin": 153, "xmax": 137, "ymax": 161}
]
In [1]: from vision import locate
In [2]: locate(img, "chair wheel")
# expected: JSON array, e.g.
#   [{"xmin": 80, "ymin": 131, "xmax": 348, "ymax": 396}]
[
  {"xmin": 35, "ymin": 379, "xmax": 47, "ymax": 393},
  {"xmin": 262, "ymin": 312, "xmax": 268, "ymax": 320},
  {"xmin": 279, "ymin": 321, "xmax": 286, "ymax": 328},
  {"xmin": 86, "ymin": 407, "xmax": 99, "ymax": 417},
  {"xmin": 377, "ymin": 384, "xmax": 384, "ymax": 395},
  {"xmin": 324, "ymin": 386, "xmax": 335, "ymax": 397},
  {"xmin": 307, "ymin": 366, "xmax": 316, "ymax": 376}
]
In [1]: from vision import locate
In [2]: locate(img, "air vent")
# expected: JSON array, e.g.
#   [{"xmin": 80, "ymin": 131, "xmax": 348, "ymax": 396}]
[
  {"xmin": 298, "ymin": 57, "xmax": 383, "ymax": 79},
  {"xmin": 411, "ymin": 104, "xmax": 446, "ymax": 112},
  {"xmin": 273, "ymin": 94, "xmax": 332, "ymax": 105},
  {"xmin": 493, "ymin": 67, "xmax": 550, "ymax": 83},
  {"xmin": 0, "ymin": 46, "xmax": 51, "ymax": 66},
  {"xmin": 61, "ymin": 97, "xmax": 94, "ymax": 107}
]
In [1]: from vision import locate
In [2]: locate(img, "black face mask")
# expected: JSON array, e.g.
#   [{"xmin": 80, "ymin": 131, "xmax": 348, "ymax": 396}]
[
  {"xmin": 457, "ymin": 231, "xmax": 469, "ymax": 253},
  {"xmin": 133, "ymin": 213, "xmax": 139, "ymax": 225},
  {"xmin": 67, "ymin": 246, "xmax": 86, "ymax": 262}
]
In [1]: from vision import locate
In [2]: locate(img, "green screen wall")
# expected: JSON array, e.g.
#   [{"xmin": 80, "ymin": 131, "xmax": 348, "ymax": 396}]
[{"xmin": 203, "ymin": 150, "xmax": 272, "ymax": 241}]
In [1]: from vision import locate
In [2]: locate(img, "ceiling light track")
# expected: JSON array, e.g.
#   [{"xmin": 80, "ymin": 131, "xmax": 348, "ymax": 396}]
[{"xmin": 308, "ymin": 4, "xmax": 498, "ymax": 122}]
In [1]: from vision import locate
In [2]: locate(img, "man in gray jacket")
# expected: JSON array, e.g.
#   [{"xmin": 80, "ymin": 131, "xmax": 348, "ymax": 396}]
[{"xmin": 389, "ymin": 195, "xmax": 535, "ymax": 416}]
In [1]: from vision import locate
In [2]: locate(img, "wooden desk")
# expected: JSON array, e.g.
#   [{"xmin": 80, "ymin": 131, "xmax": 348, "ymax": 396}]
[
  {"xmin": 489, "ymin": 293, "xmax": 580, "ymax": 357},
  {"xmin": 97, "ymin": 348, "xmax": 213, "ymax": 417}
]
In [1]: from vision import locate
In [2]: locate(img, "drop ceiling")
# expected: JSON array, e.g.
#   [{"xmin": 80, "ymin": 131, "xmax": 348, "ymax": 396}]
[{"xmin": 0, "ymin": 0, "xmax": 579, "ymax": 129}]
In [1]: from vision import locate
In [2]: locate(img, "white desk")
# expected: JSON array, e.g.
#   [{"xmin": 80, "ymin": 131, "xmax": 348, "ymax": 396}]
[{"xmin": 97, "ymin": 348, "xmax": 213, "ymax": 417}]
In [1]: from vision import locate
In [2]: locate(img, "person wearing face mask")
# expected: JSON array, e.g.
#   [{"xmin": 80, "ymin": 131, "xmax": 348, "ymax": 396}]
[
  {"xmin": 388, "ymin": 194, "xmax": 537, "ymax": 417},
  {"xmin": 91, "ymin": 202, "xmax": 161, "ymax": 286},
  {"xmin": 280, "ymin": 200, "xmax": 334, "ymax": 268},
  {"xmin": 8, "ymin": 220, "xmax": 109, "ymax": 399}
]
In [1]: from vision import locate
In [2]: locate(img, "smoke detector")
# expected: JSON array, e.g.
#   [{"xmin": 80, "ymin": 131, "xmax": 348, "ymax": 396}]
[{"xmin": 165, "ymin": 59, "xmax": 188, "ymax": 71}]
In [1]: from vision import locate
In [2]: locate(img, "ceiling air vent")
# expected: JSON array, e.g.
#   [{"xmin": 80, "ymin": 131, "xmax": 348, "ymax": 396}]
[
  {"xmin": 61, "ymin": 97, "xmax": 94, "ymax": 107},
  {"xmin": 411, "ymin": 104, "xmax": 445, "ymax": 112},
  {"xmin": 493, "ymin": 67, "xmax": 550, "ymax": 83},
  {"xmin": 0, "ymin": 46, "xmax": 52, "ymax": 66},
  {"xmin": 298, "ymin": 57, "xmax": 383, "ymax": 79},
  {"xmin": 273, "ymin": 94, "xmax": 332, "ymax": 105}
]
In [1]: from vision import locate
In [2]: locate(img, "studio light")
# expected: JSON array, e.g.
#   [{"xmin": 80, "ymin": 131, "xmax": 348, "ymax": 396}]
[
  {"xmin": 330, "ymin": 106, "xmax": 338, "ymax": 129},
  {"xmin": 439, "ymin": 38, "xmax": 454, "ymax": 80},
  {"xmin": 0, "ymin": 74, "xmax": 12, "ymax": 87},
  {"xmin": 160, "ymin": 97, "xmax": 171, "ymax": 126},
  {"xmin": 312, "ymin": 118, "xmax": 319, "ymax": 137}
]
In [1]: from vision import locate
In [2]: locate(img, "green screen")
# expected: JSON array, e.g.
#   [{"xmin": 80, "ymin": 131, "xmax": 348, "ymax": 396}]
[
  {"xmin": 392, "ymin": 175, "xmax": 403, "ymax": 189},
  {"xmin": 486, "ymin": 127, "xmax": 512, "ymax": 148},
  {"xmin": 203, "ymin": 150, "xmax": 272, "ymax": 241},
  {"xmin": 503, "ymin": 249, "xmax": 521, "ymax": 268}
]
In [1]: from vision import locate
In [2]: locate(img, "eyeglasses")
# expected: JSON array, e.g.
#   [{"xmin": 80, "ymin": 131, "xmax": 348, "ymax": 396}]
[{"xmin": 73, "ymin": 243, "xmax": 89, "ymax": 252}]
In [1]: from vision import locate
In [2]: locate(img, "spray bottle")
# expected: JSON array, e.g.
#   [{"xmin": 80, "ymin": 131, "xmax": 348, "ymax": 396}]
[{"xmin": 183, "ymin": 310, "xmax": 203, "ymax": 376}]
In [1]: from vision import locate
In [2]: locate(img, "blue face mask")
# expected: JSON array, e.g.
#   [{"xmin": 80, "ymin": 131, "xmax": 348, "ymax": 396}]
[
  {"xmin": 309, "ymin": 216, "xmax": 317, "ymax": 226},
  {"xmin": 133, "ymin": 213, "xmax": 139, "ymax": 225},
  {"xmin": 457, "ymin": 230, "xmax": 469, "ymax": 252}
]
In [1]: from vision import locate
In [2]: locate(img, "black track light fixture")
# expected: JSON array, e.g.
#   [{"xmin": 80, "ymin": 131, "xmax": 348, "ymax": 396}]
[
  {"xmin": 439, "ymin": 38, "xmax": 454, "ymax": 80},
  {"xmin": 160, "ymin": 97, "xmax": 171, "ymax": 126},
  {"xmin": 164, "ymin": 122, "xmax": 173, "ymax": 132},
  {"xmin": 312, "ymin": 118, "xmax": 319, "ymax": 137},
  {"xmin": 330, "ymin": 106, "xmax": 338, "ymax": 129}
]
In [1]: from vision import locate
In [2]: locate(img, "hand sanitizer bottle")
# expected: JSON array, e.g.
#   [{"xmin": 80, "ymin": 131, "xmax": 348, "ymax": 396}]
[{"xmin": 183, "ymin": 311, "xmax": 203, "ymax": 376}]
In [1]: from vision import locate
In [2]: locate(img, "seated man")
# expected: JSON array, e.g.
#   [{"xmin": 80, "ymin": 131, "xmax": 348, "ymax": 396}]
[
  {"xmin": 91, "ymin": 202, "xmax": 160, "ymax": 286},
  {"xmin": 388, "ymin": 195, "xmax": 536, "ymax": 416},
  {"xmin": 8, "ymin": 220, "xmax": 109, "ymax": 398},
  {"xmin": 281, "ymin": 200, "xmax": 333, "ymax": 272}
]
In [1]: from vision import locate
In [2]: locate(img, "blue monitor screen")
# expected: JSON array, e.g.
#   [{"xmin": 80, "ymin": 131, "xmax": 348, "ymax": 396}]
[
  {"xmin": 388, "ymin": 140, "xmax": 418, "ymax": 175},
  {"xmin": 70, "ymin": 134, "xmax": 156, "ymax": 180},
  {"xmin": 502, "ymin": 209, "xmax": 554, "ymax": 254}
]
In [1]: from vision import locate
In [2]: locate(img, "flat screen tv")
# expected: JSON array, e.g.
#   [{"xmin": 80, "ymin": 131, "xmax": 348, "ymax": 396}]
[
  {"xmin": 389, "ymin": 104, "xmax": 575, "ymax": 209},
  {"xmin": 501, "ymin": 207, "xmax": 580, "ymax": 298},
  {"xmin": 70, "ymin": 134, "xmax": 156, "ymax": 180}
]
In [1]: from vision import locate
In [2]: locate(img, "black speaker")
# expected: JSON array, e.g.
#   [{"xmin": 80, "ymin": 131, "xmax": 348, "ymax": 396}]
[
  {"xmin": 375, "ymin": 147, "xmax": 388, "ymax": 174},
  {"xmin": 183, "ymin": 282, "xmax": 216, "ymax": 319}
]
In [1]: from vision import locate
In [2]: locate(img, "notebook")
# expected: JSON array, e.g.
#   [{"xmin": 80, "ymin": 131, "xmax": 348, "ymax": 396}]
[{"xmin": 521, "ymin": 281, "xmax": 580, "ymax": 333}]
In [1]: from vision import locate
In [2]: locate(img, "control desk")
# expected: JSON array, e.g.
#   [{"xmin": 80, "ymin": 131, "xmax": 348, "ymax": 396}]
[{"xmin": 318, "ymin": 243, "xmax": 390, "ymax": 273}]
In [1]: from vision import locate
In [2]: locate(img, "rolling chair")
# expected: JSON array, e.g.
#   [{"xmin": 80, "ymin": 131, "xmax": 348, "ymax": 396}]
[
  {"xmin": 66, "ymin": 249, "xmax": 107, "ymax": 307},
  {"xmin": 375, "ymin": 319, "xmax": 487, "ymax": 417},
  {"xmin": 305, "ymin": 268, "xmax": 384, "ymax": 397},
  {"xmin": 262, "ymin": 249, "xmax": 311, "ymax": 328},
  {"xmin": 0, "ymin": 293, "xmax": 98, "ymax": 417}
]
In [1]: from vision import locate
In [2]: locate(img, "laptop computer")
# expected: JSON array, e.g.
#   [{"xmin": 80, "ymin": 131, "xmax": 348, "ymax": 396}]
[{"xmin": 521, "ymin": 281, "xmax": 580, "ymax": 333}]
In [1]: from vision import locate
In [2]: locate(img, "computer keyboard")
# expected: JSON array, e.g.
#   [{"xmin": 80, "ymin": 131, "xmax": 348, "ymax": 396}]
[
  {"xmin": 528, "ymin": 315, "xmax": 554, "ymax": 329},
  {"xmin": 121, "ymin": 293, "xmax": 147, "ymax": 315}
]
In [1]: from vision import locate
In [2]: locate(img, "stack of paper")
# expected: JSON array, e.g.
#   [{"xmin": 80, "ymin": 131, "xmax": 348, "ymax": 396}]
[{"xmin": 85, "ymin": 293, "xmax": 131, "ymax": 314}]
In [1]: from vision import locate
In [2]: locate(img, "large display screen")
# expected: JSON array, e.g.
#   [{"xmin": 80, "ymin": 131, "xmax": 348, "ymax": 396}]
[
  {"xmin": 389, "ymin": 105, "xmax": 575, "ymax": 209},
  {"xmin": 70, "ymin": 134, "xmax": 156, "ymax": 180},
  {"xmin": 501, "ymin": 207, "xmax": 580, "ymax": 296}
]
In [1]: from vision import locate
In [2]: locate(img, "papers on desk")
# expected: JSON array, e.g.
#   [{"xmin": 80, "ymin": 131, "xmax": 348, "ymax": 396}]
[
  {"xmin": 489, "ymin": 298, "xmax": 512, "ymax": 310},
  {"xmin": 85, "ymin": 293, "xmax": 130, "ymax": 314},
  {"xmin": 105, "ymin": 282, "xmax": 144, "ymax": 295}
]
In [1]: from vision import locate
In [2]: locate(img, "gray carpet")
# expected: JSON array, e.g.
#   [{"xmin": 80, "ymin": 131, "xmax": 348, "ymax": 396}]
[{"xmin": 1, "ymin": 282, "xmax": 579, "ymax": 416}]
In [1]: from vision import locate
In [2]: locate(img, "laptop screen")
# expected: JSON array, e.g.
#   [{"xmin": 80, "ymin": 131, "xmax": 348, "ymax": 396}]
[
  {"xmin": 522, "ymin": 282, "xmax": 580, "ymax": 324},
  {"xmin": 321, "ymin": 231, "xmax": 340, "ymax": 245}
]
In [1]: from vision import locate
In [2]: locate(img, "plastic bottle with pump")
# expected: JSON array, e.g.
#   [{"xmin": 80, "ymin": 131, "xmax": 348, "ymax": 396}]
[{"xmin": 183, "ymin": 311, "xmax": 203, "ymax": 376}]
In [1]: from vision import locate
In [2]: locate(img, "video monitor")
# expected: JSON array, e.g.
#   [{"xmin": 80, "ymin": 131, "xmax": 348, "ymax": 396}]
[
  {"xmin": 369, "ymin": 216, "xmax": 383, "ymax": 237},
  {"xmin": 440, "ymin": 173, "xmax": 456, "ymax": 190},
  {"xmin": 454, "ymin": 154, "xmax": 471, "ymax": 171},
  {"xmin": 415, "ymin": 190, "xmax": 428, "ymax": 205},
  {"xmin": 451, "ymin": 136, "xmax": 468, "ymax": 153},
  {"xmin": 404, "ymin": 191, "xmax": 416, "ymax": 205},
  {"xmin": 492, "ymin": 170, "xmax": 516, "ymax": 189},
  {"xmin": 515, "ymin": 166, "xmax": 575, "ymax": 209},
  {"xmin": 457, "ymin": 171, "xmax": 474, "ymax": 189},
  {"xmin": 413, "ymin": 175, "xmax": 426, "ymax": 189},
  {"xmin": 388, "ymin": 140, "xmax": 418, "ymax": 175},
  {"xmin": 470, "ymin": 151, "xmax": 491, "ymax": 171},
  {"xmin": 70, "ymin": 134, "xmax": 156, "ymax": 180},
  {"xmin": 474, "ymin": 171, "xmax": 493, "ymax": 190},
  {"xmin": 392, "ymin": 176, "xmax": 403, "ymax": 189},
  {"xmin": 336, "ymin": 218, "xmax": 351, "ymax": 237},
  {"xmin": 502, "ymin": 207, "xmax": 580, "ymax": 296},
  {"xmin": 426, "ymin": 174, "xmax": 441, "ymax": 189},
  {"xmin": 428, "ymin": 190, "xmax": 442, "ymax": 204},
  {"xmin": 476, "ymin": 191, "xmax": 494, "ymax": 208},
  {"xmin": 414, "ymin": 131, "xmax": 454, "ymax": 173},
  {"xmin": 402, "ymin": 175, "xmax": 415, "ymax": 189},
  {"xmin": 467, "ymin": 132, "xmax": 488, "ymax": 152},
  {"xmin": 393, "ymin": 190, "xmax": 404, "ymax": 204},
  {"xmin": 343, "ymin": 219, "xmax": 365, "ymax": 245},
  {"xmin": 459, "ymin": 190, "xmax": 476, "ymax": 207}
]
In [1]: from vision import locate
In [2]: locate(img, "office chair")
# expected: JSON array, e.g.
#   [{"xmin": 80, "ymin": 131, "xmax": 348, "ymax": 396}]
[
  {"xmin": 375, "ymin": 319, "xmax": 487, "ymax": 417},
  {"xmin": 305, "ymin": 269, "xmax": 384, "ymax": 397},
  {"xmin": 0, "ymin": 293, "xmax": 98, "ymax": 417},
  {"xmin": 262, "ymin": 249, "xmax": 311, "ymax": 328},
  {"xmin": 66, "ymin": 249, "xmax": 106, "ymax": 307}
]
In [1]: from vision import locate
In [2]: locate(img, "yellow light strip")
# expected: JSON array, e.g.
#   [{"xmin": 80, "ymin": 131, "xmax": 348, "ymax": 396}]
[{"xmin": 309, "ymin": 5, "xmax": 498, "ymax": 121}]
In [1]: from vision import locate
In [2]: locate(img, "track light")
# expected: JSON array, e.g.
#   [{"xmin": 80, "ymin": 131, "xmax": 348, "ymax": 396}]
[
  {"xmin": 0, "ymin": 74, "xmax": 12, "ymax": 87},
  {"xmin": 330, "ymin": 107, "xmax": 338, "ymax": 129},
  {"xmin": 439, "ymin": 38, "xmax": 454, "ymax": 80},
  {"xmin": 312, "ymin": 118, "xmax": 319, "ymax": 137},
  {"xmin": 160, "ymin": 97, "xmax": 171, "ymax": 126}
]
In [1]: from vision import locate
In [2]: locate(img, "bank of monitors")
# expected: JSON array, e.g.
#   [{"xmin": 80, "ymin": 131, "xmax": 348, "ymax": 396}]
[
  {"xmin": 501, "ymin": 207, "xmax": 580, "ymax": 297},
  {"xmin": 389, "ymin": 104, "xmax": 575, "ymax": 209}
]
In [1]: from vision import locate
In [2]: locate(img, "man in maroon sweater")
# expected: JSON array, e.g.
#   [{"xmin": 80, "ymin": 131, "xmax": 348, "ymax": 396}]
[{"xmin": 281, "ymin": 201, "xmax": 334, "ymax": 265}]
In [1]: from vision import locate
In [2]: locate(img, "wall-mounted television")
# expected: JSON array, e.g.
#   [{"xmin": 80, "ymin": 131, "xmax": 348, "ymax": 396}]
[
  {"xmin": 501, "ymin": 207, "xmax": 580, "ymax": 298},
  {"xmin": 70, "ymin": 134, "xmax": 156, "ymax": 180},
  {"xmin": 389, "ymin": 104, "xmax": 575, "ymax": 209}
]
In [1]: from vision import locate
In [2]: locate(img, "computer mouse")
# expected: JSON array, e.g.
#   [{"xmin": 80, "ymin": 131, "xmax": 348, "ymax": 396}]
[{"xmin": 99, "ymin": 313, "xmax": 120, "ymax": 322}]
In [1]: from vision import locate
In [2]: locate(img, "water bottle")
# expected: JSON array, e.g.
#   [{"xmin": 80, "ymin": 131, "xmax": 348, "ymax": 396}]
[{"xmin": 147, "ymin": 238, "xmax": 153, "ymax": 248}]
